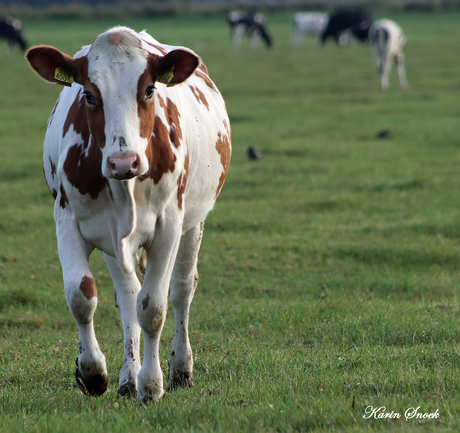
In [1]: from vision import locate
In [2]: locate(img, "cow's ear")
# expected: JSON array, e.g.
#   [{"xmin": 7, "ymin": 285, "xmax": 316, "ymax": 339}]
[
  {"xmin": 26, "ymin": 46, "xmax": 86, "ymax": 87},
  {"xmin": 153, "ymin": 49, "xmax": 199, "ymax": 87}
]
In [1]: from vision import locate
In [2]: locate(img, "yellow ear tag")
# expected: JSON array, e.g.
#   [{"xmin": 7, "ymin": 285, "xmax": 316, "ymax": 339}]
[
  {"xmin": 54, "ymin": 67, "xmax": 74, "ymax": 87},
  {"xmin": 156, "ymin": 65, "xmax": 175, "ymax": 85}
]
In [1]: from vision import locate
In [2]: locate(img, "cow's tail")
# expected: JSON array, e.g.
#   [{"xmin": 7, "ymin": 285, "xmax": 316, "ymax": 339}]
[
  {"xmin": 374, "ymin": 28, "xmax": 388, "ymax": 50},
  {"xmin": 137, "ymin": 248, "xmax": 147, "ymax": 279}
]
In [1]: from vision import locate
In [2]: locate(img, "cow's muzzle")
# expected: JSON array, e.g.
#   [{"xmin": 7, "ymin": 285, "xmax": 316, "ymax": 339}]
[{"xmin": 107, "ymin": 152, "xmax": 141, "ymax": 180}]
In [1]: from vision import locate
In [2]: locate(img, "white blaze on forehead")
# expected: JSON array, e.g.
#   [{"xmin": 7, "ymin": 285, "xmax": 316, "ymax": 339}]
[
  {"xmin": 86, "ymin": 27, "xmax": 151, "ymax": 149},
  {"xmin": 87, "ymin": 27, "xmax": 148, "ymax": 88},
  {"xmin": 88, "ymin": 27, "xmax": 148, "ymax": 70}
]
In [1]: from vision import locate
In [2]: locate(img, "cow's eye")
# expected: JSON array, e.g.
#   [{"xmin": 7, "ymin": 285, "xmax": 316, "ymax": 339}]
[
  {"xmin": 145, "ymin": 85, "xmax": 155, "ymax": 100},
  {"xmin": 83, "ymin": 90, "xmax": 96, "ymax": 106}
]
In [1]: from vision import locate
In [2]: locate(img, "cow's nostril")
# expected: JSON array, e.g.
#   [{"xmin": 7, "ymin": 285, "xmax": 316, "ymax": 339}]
[{"xmin": 108, "ymin": 160, "xmax": 117, "ymax": 171}]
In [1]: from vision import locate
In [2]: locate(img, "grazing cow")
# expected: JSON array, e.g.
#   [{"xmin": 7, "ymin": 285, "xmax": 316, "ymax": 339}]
[
  {"xmin": 292, "ymin": 12, "xmax": 328, "ymax": 46},
  {"xmin": 227, "ymin": 11, "xmax": 273, "ymax": 49},
  {"xmin": 320, "ymin": 10, "xmax": 372, "ymax": 45},
  {"xmin": 369, "ymin": 19, "xmax": 408, "ymax": 90},
  {"xmin": 26, "ymin": 26, "xmax": 231, "ymax": 404},
  {"xmin": 0, "ymin": 18, "xmax": 27, "ymax": 52}
]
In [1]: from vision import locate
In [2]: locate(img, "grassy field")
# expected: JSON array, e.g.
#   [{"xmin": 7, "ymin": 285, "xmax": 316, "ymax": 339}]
[{"xmin": 1, "ymin": 9, "xmax": 460, "ymax": 432}]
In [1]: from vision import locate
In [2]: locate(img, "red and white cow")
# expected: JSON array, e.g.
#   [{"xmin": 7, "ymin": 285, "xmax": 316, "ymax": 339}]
[{"xmin": 26, "ymin": 27, "xmax": 231, "ymax": 403}]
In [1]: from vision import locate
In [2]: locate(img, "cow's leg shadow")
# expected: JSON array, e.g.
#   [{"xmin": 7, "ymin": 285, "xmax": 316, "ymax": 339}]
[
  {"xmin": 56, "ymin": 209, "xmax": 109, "ymax": 397},
  {"xmin": 167, "ymin": 221, "xmax": 204, "ymax": 391},
  {"xmin": 103, "ymin": 253, "xmax": 142, "ymax": 398}
]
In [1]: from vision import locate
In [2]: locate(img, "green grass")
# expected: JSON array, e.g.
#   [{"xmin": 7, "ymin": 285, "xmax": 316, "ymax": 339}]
[{"xmin": 1, "ymin": 10, "xmax": 460, "ymax": 432}]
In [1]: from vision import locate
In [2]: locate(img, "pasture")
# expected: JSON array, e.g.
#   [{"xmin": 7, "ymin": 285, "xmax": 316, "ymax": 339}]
[{"xmin": 1, "ymin": 9, "xmax": 460, "ymax": 432}]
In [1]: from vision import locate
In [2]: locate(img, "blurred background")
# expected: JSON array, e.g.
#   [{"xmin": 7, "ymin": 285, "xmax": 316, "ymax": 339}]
[{"xmin": 1, "ymin": 0, "xmax": 460, "ymax": 19}]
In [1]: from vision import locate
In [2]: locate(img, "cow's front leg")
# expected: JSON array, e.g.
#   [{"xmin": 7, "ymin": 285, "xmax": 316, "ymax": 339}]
[
  {"xmin": 103, "ymin": 253, "xmax": 142, "ymax": 398},
  {"xmin": 136, "ymin": 214, "xmax": 182, "ymax": 404},
  {"xmin": 167, "ymin": 222, "xmax": 204, "ymax": 390},
  {"xmin": 56, "ymin": 210, "xmax": 108, "ymax": 396}
]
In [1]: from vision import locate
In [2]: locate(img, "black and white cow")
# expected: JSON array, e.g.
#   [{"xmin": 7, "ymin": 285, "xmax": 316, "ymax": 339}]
[
  {"xmin": 369, "ymin": 19, "xmax": 408, "ymax": 90},
  {"xmin": 320, "ymin": 10, "xmax": 372, "ymax": 45},
  {"xmin": 227, "ymin": 11, "xmax": 273, "ymax": 49},
  {"xmin": 292, "ymin": 12, "xmax": 329, "ymax": 45},
  {"xmin": 0, "ymin": 18, "xmax": 27, "ymax": 52}
]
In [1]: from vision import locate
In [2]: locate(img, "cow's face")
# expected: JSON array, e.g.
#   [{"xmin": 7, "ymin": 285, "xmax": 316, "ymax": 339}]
[{"xmin": 26, "ymin": 28, "xmax": 199, "ymax": 181}]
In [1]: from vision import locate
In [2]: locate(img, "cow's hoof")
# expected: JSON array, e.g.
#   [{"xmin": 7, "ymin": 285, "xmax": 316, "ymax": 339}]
[
  {"xmin": 167, "ymin": 370, "xmax": 194, "ymax": 391},
  {"xmin": 75, "ymin": 367, "xmax": 109, "ymax": 397},
  {"xmin": 137, "ymin": 388, "xmax": 165, "ymax": 405},
  {"xmin": 117, "ymin": 382, "xmax": 137, "ymax": 398}
]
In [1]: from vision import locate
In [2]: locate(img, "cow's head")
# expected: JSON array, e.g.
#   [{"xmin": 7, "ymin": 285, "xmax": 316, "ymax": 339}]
[{"xmin": 26, "ymin": 27, "xmax": 199, "ymax": 181}]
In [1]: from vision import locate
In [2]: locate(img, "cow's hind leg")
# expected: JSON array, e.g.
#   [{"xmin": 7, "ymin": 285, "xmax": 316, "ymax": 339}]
[
  {"xmin": 103, "ymin": 253, "xmax": 142, "ymax": 398},
  {"xmin": 379, "ymin": 56, "xmax": 393, "ymax": 90},
  {"xmin": 167, "ymin": 221, "xmax": 204, "ymax": 391},
  {"xmin": 396, "ymin": 51, "xmax": 408, "ymax": 89},
  {"xmin": 56, "ymin": 210, "xmax": 108, "ymax": 397}
]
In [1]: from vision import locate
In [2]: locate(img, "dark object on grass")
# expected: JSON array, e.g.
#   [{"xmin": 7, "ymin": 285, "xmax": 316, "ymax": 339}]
[
  {"xmin": 376, "ymin": 129, "xmax": 390, "ymax": 139},
  {"xmin": 248, "ymin": 147, "xmax": 262, "ymax": 160}
]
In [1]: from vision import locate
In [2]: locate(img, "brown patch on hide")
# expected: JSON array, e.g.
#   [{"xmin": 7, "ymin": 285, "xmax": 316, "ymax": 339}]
[
  {"xmin": 63, "ymin": 141, "xmax": 108, "ymax": 200},
  {"xmin": 62, "ymin": 90, "xmax": 108, "ymax": 200},
  {"xmin": 137, "ymin": 68, "xmax": 156, "ymax": 140},
  {"xmin": 144, "ymin": 41, "xmax": 168, "ymax": 56},
  {"xmin": 156, "ymin": 95, "xmax": 183, "ymax": 148},
  {"xmin": 214, "ymin": 131, "xmax": 231, "ymax": 198},
  {"xmin": 63, "ymin": 91, "xmax": 90, "ymax": 142},
  {"xmin": 194, "ymin": 69, "xmax": 217, "ymax": 92},
  {"xmin": 198, "ymin": 62, "xmax": 209, "ymax": 75},
  {"xmin": 140, "ymin": 116, "xmax": 176, "ymax": 184},
  {"xmin": 157, "ymin": 93, "xmax": 166, "ymax": 111},
  {"xmin": 189, "ymin": 86, "xmax": 210, "ymax": 110},
  {"xmin": 82, "ymin": 81, "xmax": 106, "ymax": 150},
  {"xmin": 49, "ymin": 156, "xmax": 57, "ymax": 180},
  {"xmin": 166, "ymin": 98, "xmax": 183, "ymax": 148},
  {"xmin": 59, "ymin": 184, "xmax": 69, "ymax": 209},
  {"xmin": 176, "ymin": 152, "xmax": 189, "ymax": 211},
  {"xmin": 80, "ymin": 276, "xmax": 97, "ymax": 300}
]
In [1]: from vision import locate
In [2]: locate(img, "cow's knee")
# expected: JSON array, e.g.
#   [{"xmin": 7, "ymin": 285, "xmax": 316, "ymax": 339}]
[
  {"xmin": 137, "ymin": 293, "xmax": 166, "ymax": 337},
  {"xmin": 65, "ymin": 275, "xmax": 98, "ymax": 324}
]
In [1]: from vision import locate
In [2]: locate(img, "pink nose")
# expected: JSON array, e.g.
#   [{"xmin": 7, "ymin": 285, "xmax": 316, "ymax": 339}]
[{"xmin": 107, "ymin": 153, "xmax": 140, "ymax": 180}]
